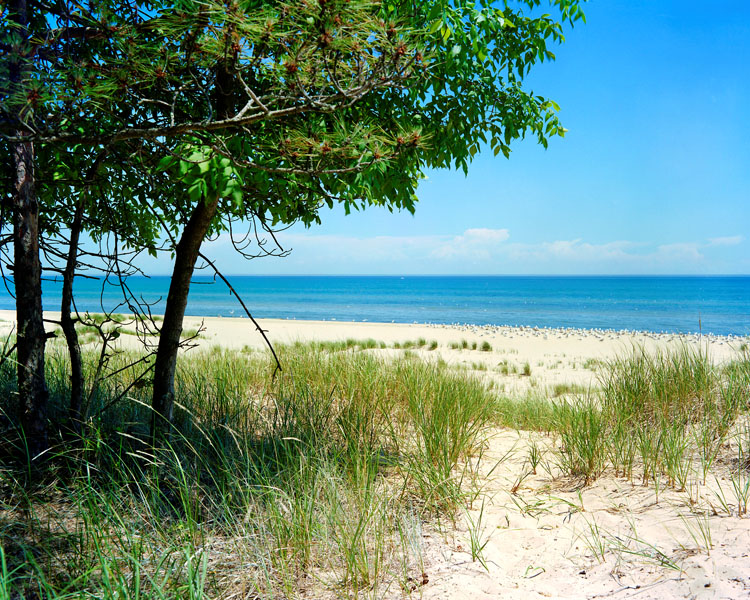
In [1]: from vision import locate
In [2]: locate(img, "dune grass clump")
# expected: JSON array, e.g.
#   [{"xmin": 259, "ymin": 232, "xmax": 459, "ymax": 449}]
[
  {"xmin": 449, "ymin": 339, "xmax": 482, "ymax": 351},
  {"xmin": 495, "ymin": 394, "xmax": 557, "ymax": 432},
  {"xmin": 297, "ymin": 338, "xmax": 386, "ymax": 353},
  {"xmin": 551, "ymin": 382, "xmax": 587, "ymax": 397},
  {"xmin": 599, "ymin": 346, "xmax": 721, "ymax": 427},
  {"xmin": 497, "ymin": 360, "xmax": 516, "ymax": 376},
  {"xmin": 554, "ymin": 397, "xmax": 607, "ymax": 483},
  {"xmin": 391, "ymin": 339, "xmax": 440, "ymax": 351},
  {"xmin": 550, "ymin": 345, "xmax": 750, "ymax": 486},
  {"xmin": 0, "ymin": 342, "xmax": 497, "ymax": 598}
]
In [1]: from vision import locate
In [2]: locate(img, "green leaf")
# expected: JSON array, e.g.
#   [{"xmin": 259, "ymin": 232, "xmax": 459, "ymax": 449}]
[
  {"xmin": 231, "ymin": 187, "xmax": 243, "ymax": 208},
  {"xmin": 157, "ymin": 156, "xmax": 174, "ymax": 171},
  {"xmin": 187, "ymin": 181, "xmax": 203, "ymax": 203}
]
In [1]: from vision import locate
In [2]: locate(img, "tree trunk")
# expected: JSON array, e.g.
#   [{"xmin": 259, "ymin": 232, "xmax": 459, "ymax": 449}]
[
  {"xmin": 10, "ymin": 0, "xmax": 49, "ymax": 458},
  {"xmin": 151, "ymin": 196, "xmax": 219, "ymax": 439},
  {"xmin": 13, "ymin": 140, "xmax": 49, "ymax": 458},
  {"xmin": 61, "ymin": 201, "xmax": 85, "ymax": 430},
  {"xmin": 150, "ymin": 60, "xmax": 233, "ymax": 441}
]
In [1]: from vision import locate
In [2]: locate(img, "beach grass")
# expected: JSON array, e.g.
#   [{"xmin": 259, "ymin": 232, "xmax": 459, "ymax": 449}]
[
  {"xmin": 551, "ymin": 382, "xmax": 588, "ymax": 397},
  {"xmin": 0, "ymin": 341, "xmax": 496, "ymax": 599},
  {"xmin": 2, "ymin": 333, "xmax": 749, "ymax": 597},
  {"xmin": 476, "ymin": 343, "xmax": 750, "ymax": 490},
  {"xmin": 545, "ymin": 345, "xmax": 750, "ymax": 485}
]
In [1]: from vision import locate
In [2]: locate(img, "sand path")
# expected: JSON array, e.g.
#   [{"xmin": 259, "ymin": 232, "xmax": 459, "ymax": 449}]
[{"xmin": 412, "ymin": 427, "xmax": 750, "ymax": 599}]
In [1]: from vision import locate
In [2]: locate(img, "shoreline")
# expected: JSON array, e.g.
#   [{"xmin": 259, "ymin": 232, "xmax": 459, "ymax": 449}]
[{"xmin": 1, "ymin": 309, "xmax": 746, "ymax": 343}]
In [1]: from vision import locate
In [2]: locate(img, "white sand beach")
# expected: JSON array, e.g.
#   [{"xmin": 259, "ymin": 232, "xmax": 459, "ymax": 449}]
[
  {"xmin": 3, "ymin": 310, "xmax": 738, "ymax": 395},
  {"xmin": 188, "ymin": 316, "xmax": 743, "ymax": 393},
  {"xmin": 1, "ymin": 310, "xmax": 744, "ymax": 397}
]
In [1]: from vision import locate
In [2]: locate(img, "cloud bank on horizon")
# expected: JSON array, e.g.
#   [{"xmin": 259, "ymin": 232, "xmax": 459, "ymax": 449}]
[{"xmin": 135, "ymin": 228, "xmax": 747, "ymax": 275}]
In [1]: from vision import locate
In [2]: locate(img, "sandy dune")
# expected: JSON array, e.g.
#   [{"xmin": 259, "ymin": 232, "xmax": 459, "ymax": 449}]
[
  {"xmin": 412, "ymin": 427, "xmax": 750, "ymax": 600},
  {"xmin": 2, "ymin": 310, "xmax": 749, "ymax": 598}
]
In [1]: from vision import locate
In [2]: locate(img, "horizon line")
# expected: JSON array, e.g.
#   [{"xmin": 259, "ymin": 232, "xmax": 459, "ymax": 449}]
[{"xmin": 127, "ymin": 273, "xmax": 750, "ymax": 278}]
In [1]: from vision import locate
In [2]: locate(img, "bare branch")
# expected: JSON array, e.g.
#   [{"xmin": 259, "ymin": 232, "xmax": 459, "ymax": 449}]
[{"xmin": 197, "ymin": 251, "xmax": 282, "ymax": 379}]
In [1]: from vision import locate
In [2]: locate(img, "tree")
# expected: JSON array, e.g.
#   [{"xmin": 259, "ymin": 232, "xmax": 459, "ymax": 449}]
[
  {"xmin": 34, "ymin": 142, "xmax": 164, "ymax": 430},
  {"xmin": 1, "ymin": 0, "xmax": 584, "ymax": 449},
  {"xmin": 3, "ymin": 0, "xmax": 50, "ymax": 457}
]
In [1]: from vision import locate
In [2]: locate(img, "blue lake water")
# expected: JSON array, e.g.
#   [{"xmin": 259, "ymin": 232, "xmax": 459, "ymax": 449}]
[{"xmin": 0, "ymin": 276, "xmax": 748, "ymax": 336}]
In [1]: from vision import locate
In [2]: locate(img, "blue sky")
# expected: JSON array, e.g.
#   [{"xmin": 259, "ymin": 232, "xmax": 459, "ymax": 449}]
[{"xmin": 170, "ymin": 1, "xmax": 750, "ymax": 275}]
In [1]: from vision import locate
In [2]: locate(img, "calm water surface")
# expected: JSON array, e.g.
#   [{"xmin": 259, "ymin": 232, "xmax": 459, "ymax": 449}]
[{"xmin": 0, "ymin": 276, "xmax": 747, "ymax": 336}]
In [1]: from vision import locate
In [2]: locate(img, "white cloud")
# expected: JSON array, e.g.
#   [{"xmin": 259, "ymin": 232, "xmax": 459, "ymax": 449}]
[
  {"xmin": 431, "ymin": 228, "xmax": 510, "ymax": 259},
  {"xmin": 707, "ymin": 235, "xmax": 743, "ymax": 247},
  {"xmin": 507, "ymin": 239, "xmax": 641, "ymax": 264},
  {"xmin": 655, "ymin": 242, "xmax": 704, "ymax": 261},
  {"xmin": 172, "ymin": 228, "xmax": 744, "ymax": 275},
  {"xmin": 463, "ymin": 228, "xmax": 511, "ymax": 242}
]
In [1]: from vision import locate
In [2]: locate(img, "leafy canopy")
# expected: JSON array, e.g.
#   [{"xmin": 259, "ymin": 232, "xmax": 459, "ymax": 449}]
[{"xmin": 1, "ymin": 0, "xmax": 584, "ymax": 242}]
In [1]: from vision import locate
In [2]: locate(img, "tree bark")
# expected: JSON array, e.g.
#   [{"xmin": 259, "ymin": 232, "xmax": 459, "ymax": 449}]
[
  {"xmin": 13, "ymin": 140, "xmax": 49, "ymax": 458},
  {"xmin": 10, "ymin": 0, "xmax": 49, "ymax": 457},
  {"xmin": 61, "ymin": 200, "xmax": 85, "ymax": 429},
  {"xmin": 150, "ymin": 195, "xmax": 219, "ymax": 438}
]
